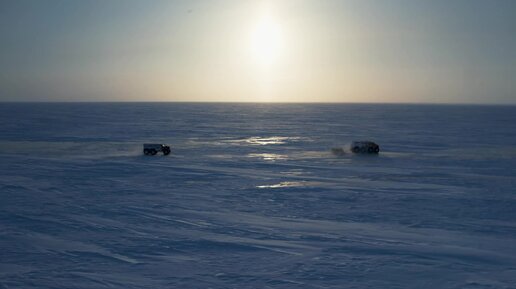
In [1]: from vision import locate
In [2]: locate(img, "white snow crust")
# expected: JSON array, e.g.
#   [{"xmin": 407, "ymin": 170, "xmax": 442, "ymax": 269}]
[{"xmin": 1, "ymin": 103, "xmax": 515, "ymax": 288}]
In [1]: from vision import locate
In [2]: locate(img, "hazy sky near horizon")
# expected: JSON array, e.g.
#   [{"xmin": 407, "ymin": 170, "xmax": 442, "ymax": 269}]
[{"xmin": 0, "ymin": 0, "xmax": 515, "ymax": 103}]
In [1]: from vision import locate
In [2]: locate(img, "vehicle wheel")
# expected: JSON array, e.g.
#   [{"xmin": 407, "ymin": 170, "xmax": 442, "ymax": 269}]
[
  {"xmin": 374, "ymin": 147, "xmax": 380, "ymax": 153},
  {"xmin": 143, "ymin": 149, "xmax": 150, "ymax": 155},
  {"xmin": 163, "ymin": 149, "xmax": 170, "ymax": 155},
  {"xmin": 150, "ymin": 149, "xmax": 157, "ymax": 155},
  {"xmin": 352, "ymin": 146, "xmax": 360, "ymax": 153}
]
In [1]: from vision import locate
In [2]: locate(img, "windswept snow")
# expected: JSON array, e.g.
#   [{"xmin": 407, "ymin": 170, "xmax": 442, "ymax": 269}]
[{"xmin": 1, "ymin": 103, "xmax": 516, "ymax": 289}]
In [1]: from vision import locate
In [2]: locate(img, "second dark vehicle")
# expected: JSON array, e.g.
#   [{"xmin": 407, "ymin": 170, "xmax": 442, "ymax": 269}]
[{"xmin": 350, "ymin": 141, "xmax": 380, "ymax": 154}]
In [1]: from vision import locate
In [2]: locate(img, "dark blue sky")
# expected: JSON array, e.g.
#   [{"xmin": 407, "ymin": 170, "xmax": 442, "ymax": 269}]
[{"xmin": 1, "ymin": 0, "xmax": 515, "ymax": 103}]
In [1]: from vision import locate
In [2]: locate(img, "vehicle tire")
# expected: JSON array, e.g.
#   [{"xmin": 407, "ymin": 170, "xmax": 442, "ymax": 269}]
[
  {"xmin": 352, "ymin": 146, "xmax": 360, "ymax": 153},
  {"xmin": 374, "ymin": 147, "xmax": 380, "ymax": 153},
  {"xmin": 368, "ymin": 147, "xmax": 374, "ymax": 153},
  {"xmin": 143, "ymin": 149, "xmax": 150, "ymax": 155},
  {"xmin": 150, "ymin": 149, "xmax": 157, "ymax": 155},
  {"xmin": 163, "ymin": 149, "xmax": 170, "ymax": 155}
]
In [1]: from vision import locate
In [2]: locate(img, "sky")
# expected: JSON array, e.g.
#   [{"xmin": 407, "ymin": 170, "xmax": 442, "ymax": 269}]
[{"xmin": 0, "ymin": 0, "xmax": 515, "ymax": 103}]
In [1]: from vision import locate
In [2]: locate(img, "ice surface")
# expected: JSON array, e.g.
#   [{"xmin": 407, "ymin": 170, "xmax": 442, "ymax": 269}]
[{"xmin": 1, "ymin": 103, "xmax": 516, "ymax": 288}]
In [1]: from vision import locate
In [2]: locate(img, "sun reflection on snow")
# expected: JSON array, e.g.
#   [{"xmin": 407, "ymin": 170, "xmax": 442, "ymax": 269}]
[
  {"xmin": 243, "ymin": 136, "xmax": 289, "ymax": 145},
  {"xmin": 248, "ymin": 153, "xmax": 287, "ymax": 161},
  {"xmin": 257, "ymin": 181, "xmax": 318, "ymax": 189},
  {"xmin": 227, "ymin": 136, "xmax": 303, "ymax": 145}
]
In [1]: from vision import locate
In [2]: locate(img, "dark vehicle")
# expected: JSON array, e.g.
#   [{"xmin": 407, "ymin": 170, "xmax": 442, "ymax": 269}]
[
  {"xmin": 350, "ymin": 141, "xmax": 380, "ymax": 154},
  {"xmin": 143, "ymin": 143, "xmax": 171, "ymax": 156}
]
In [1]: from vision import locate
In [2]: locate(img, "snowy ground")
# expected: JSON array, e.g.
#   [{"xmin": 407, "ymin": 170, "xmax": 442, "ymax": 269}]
[{"xmin": 1, "ymin": 103, "xmax": 516, "ymax": 288}]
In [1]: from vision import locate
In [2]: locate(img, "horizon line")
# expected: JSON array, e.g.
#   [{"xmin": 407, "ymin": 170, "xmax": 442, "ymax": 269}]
[{"xmin": 0, "ymin": 100, "xmax": 515, "ymax": 106}]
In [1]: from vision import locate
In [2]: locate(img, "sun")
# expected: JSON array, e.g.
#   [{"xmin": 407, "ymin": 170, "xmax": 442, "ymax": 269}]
[{"xmin": 249, "ymin": 15, "xmax": 284, "ymax": 67}]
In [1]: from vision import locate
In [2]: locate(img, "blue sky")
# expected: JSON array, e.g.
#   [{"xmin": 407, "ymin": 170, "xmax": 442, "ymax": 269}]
[{"xmin": 0, "ymin": 0, "xmax": 514, "ymax": 103}]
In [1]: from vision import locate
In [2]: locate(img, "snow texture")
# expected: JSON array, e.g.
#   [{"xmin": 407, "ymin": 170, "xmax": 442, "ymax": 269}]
[{"xmin": 1, "ymin": 103, "xmax": 516, "ymax": 289}]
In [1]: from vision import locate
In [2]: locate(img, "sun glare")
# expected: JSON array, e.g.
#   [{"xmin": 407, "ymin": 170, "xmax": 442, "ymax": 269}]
[{"xmin": 249, "ymin": 15, "xmax": 284, "ymax": 67}]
